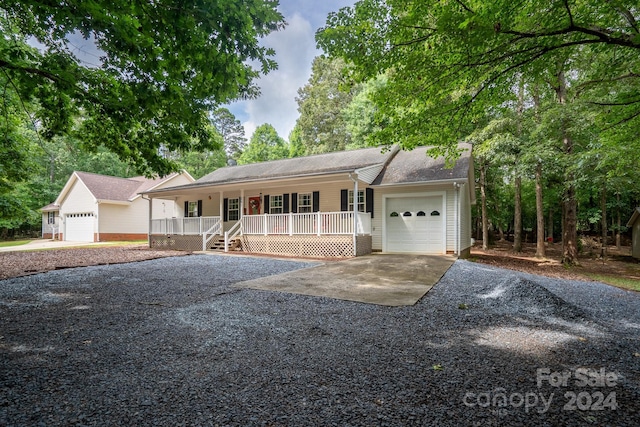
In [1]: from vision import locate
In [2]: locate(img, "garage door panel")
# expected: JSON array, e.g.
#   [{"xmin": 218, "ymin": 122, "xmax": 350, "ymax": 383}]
[
  {"xmin": 65, "ymin": 213, "xmax": 94, "ymax": 242},
  {"xmin": 386, "ymin": 196, "xmax": 444, "ymax": 254}
]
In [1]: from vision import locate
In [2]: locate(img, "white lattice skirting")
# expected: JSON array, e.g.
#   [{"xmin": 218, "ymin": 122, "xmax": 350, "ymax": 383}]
[
  {"xmin": 150, "ymin": 234, "xmax": 219, "ymax": 251},
  {"xmin": 149, "ymin": 234, "xmax": 372, "ymax": 258},
  {"xmin": 241, "ymin": 235, "xmax": 372, "ymax": 258}
]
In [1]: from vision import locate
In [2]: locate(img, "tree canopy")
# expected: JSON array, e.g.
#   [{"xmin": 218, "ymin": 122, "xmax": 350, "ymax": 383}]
[
  {"xmin": 238, "ymin": 123, "xmax": 289, "ymax": 164},
  {"xmin": 317, "ymin": 0, "xmax": 640, "ymax": 157},
  {"xmin": 1, "ymin": 0, "xmax": 284, "ymax": 176}
]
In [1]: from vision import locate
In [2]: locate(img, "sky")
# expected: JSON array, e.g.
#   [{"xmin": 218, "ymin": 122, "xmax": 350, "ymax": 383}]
[
  {"xmin": 31, "ymin": 1, "xmax": 356, "ymax": 143},
  {"xmin": 226, "ymin": 0, "xmax": 356, "ymax": 142}
]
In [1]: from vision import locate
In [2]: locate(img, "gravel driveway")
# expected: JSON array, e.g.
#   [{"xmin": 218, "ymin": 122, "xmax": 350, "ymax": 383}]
[{"xmin": 1, "ymin": 255, "xmax": 638, "ymax": 426}]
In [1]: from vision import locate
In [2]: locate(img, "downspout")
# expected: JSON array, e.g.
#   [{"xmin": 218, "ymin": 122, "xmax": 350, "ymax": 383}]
[{"xmin": 349, "ymin": 172, "xmax": 359, "ymax": 256}]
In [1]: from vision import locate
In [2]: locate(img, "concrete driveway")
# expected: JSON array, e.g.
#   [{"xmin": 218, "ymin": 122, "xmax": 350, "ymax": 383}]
[
  {"xmin": 234, "ymin": 254, "xmax": 456, "ymax": 306},
  {"xmin": 0, "ymin": 239, "xmax": 134, "ymax": 252}
]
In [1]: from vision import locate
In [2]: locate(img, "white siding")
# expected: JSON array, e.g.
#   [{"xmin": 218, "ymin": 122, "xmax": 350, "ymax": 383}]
[
  {"xmin": 59, "ymin": 179, "xmax": 98, "ymax": 239},
  {"xmin": 99, "ymin": 200, "xmax": 147, "ymax": 233}
]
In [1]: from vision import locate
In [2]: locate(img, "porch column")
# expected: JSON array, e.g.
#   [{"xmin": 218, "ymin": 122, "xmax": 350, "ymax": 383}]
[
  {"xmin": 240, "ymin": 189, "xmax": 244, "ymax": 219},
  {"xmin": 219, "ymin": 190, "xmax": 224, "ymax": 235},
  {"xmin": 147, "ymin": 196, "xmax": 153, "ymax": 248},
  {"xmin": 350, "ymin": 173, "xmax": 359, "ymax": 256}
]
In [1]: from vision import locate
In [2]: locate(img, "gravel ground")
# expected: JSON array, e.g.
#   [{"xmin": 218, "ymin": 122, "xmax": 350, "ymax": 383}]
[
  {"xmin": 1, "ymin": 255, "xmax": 638, "ymax": 426},
  {"xmin": 0, "ymin": 245, "xmax": 188, "ymax": 280}
]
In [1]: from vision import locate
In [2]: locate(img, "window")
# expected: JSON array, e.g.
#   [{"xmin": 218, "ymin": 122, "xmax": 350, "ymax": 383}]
[
  {"xmin": 270, "ymin": 195, "xmax": 283, "ymax": 214},
  {"xmin": 228, "ymin": 198, "xmax": 239, "ymax": 221},
  {"xmin": 187, "ymin": 201, "xmax": 198, "ymax": 217},
  {"xmin": 47, "ymin": 212, "xmax": 56, "ymax": 224},
  {"xmin": 348, "ymin": 190, "xmax": 365, "ymax": 212},
  {"xmin": 298, "ymin": 193, "xmax": 312, "ymax": 213}
]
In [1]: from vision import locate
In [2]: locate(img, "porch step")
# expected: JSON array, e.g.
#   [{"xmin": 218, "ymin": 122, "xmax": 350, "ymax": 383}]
[{"xmin": 208, "ymin": 237, "xmax": 242, "ymax": 252}]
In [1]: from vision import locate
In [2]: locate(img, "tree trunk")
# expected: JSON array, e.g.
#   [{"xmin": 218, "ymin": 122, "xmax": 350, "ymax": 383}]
[
  {"xmin": 480, "ymin": 162, "xmax": 489, "ymax": 250},
  {"xmin": 498, "ymin": 226, "xmax": 505, "ymax": 242},
  {"xmin": 476, "ymin": 203, "xmax": 482, "ymax": 242},
  {"xmin": 512, "ymin": 76, "xmax": 524, "ymax": 253},
  {"xmin": 513, "ymin": 175, "xmax": 522, "ymax": 252},
  {"xmin": 616, "ymin": 193, "xmax": 621, "ymax": 250},
  {"xmin": 535, "ymin": 162, "xmax": 546, "ymax": 258},
  {"xmin": 600, "ymin": 186, "xmax": 607, "ymax": 258},
  {"xmin": 548, "ymin": 208, "xmax": 554, "ymax": 243},
  {"xmin": 49, "ymin": 154, "xmax": 56, "ymax": 183},
  {"xmin": 555, "ymin": 69, "xmax": 579, "ymax": 265}
]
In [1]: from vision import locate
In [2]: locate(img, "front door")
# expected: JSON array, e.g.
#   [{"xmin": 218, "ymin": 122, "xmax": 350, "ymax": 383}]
[{"xmin": 248, "ymin": 196, "xmax": 261, "ymax": 215}]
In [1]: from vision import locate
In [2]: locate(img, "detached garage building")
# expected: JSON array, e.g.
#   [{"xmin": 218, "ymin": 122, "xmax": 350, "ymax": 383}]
[
  {"xmin": 144, "ymin": 144, "xmax": 475, "ymax": 257},
  {"xmin": 41, "ymin": 171, "xmax": 194, "ymax": 242}
]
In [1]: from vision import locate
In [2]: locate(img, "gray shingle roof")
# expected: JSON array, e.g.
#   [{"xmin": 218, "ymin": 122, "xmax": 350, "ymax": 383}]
[
  {"xmin": 372, "ymin": 143, "xmax": 472, "ymax": 185},
  {"xmin": 193, "ymin": 146, "xmax": 395, "ymax": 186},
  {"xmin": 40, "ymin": 203, "xmax": 59, "ymax": 212},
  {"xmin": 75, "ymin": 171, "xmax": 178, "ymax": 202}
]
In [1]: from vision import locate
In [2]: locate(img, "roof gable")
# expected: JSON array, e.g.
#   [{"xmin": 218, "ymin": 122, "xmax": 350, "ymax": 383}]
[{"xmin": 51, "ymin": 171, "xmax": 189, "ymax": 207}]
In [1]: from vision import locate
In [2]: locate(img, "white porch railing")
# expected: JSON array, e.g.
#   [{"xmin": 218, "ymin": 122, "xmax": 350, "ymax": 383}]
[
  {"xmin": 151, "ymin": 216, "xmax": 221, "ymax": 235},
  {"xmin": 241, "ymin": 212, "xmax": 371, "ymax": 236}
]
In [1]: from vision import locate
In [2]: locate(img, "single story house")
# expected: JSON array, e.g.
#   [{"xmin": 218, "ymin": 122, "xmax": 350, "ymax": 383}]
[
  {"xmin": 628, "ymin": 207, "xmax": 640, "ymax": 259},
  {"xmin": 142, "ymin": 144, "xmax": 475, "ymax": 258},
  {"xmin": 41, "ymin": 171, "xmax": 194, "ymax": 242}
]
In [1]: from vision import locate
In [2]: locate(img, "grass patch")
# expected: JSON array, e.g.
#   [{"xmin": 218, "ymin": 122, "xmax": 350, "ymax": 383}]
[
  {"xmin": 585, "ymin": 273, "xmax": 640, "ymax": 292},
  {"xmin": 0, "ymin": 239, "xmax": 33, "ymax": 248}
]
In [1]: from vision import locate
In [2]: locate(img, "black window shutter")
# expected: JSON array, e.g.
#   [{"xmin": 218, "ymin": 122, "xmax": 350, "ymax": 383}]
[
  {"xmin": 291, "ymin": 193, "xmax": 298, "ymax": 213},
  {"xmin": 366, "ymin": 188, "xmax": 374, "ymax": 218},
  {"xmin": 340, "ymin": 189, "xmax": 348, "ymax": 211},
  {"xmin": 263, "ymin": 195, "xmax": 270, "ymax": 214},
  {"xmin": 312, "ymin": 191, "xmax": 320, "ymax": 212},
  {"xmin": 197, "ymin": 200, "xmax": 203, "ymax": 217},
  {"xmin": 184, "ymin": 201, "xmax": 189, "ymax": 217},
  {"xmin": 223, "ymin": 198, "xmax": 228, "ymax": 222},
  {"xmin": 283, "ymin": 194, "xmax": 289, "ymax": 214}
]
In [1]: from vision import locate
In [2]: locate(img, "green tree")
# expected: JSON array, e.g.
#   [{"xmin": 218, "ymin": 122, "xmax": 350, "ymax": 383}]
[
  {"xmin": 295, "ymin": 56, "xmax": 358, "ymax": 154},
  {"xmin": 344, "ymin": 73, "xmax": 389, "ymax": 149},
  {"xmin": 317, "ymin": 0, "xmax": 640, "ymax": 156},
  {"xmin": 210, "ymin": 108, "xmax": 247, "ymax": 161},
  {"xmin": 288, "ymin": 125, "xmax": 306, "ymax": 158},
  {"xmin": 1, "ymin": 0, "xmax": 284, "ymax": 176},
  {"xmin": 238, "ymin": 124, "xmax": 289, "ymax": 165},
  {"xmin": 318, "ymin": 0, "xmax": 640, "ymax": 265}
]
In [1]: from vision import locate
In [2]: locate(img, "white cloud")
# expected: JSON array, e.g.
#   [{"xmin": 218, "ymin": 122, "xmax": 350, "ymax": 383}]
[{"xmin": 228, "ymin": 12, "xmax": 319, "ymax": 141}]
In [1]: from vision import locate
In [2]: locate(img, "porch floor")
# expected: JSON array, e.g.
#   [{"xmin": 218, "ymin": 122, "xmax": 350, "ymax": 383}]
[{"xmin": 232, "ymin": 254, "xmax": 456, "ymax": 306}]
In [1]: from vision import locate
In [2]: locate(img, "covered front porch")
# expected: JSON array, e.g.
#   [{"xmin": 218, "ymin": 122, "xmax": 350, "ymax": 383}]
[{"xmin": 149, "ymin": 211, "xmax": 372, "ymax": 258}]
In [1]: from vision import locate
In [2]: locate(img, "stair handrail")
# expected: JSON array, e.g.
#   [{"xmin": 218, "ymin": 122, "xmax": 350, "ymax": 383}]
[
  {"xmin": 224, "ymin": 220, "xmax": 243, "ymax": 252},
  {"xmin": 202, "ymin": 219, "xmax": 222, "ymax": 251}
]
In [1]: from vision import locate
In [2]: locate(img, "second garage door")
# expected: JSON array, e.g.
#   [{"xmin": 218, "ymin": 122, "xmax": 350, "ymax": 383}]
[
  {"xmin": 65, "ymin": 213, "xmax": 95, "ymax": 242},
  {"xmin": 385, "ymin": 196, "xmax": 444, "ymax": 254}
]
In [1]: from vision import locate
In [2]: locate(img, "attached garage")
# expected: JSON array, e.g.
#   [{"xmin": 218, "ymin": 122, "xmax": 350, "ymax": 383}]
[
  {"xmin": 384, "ymin": 194, "xmax": 445, "ymax": 254},
  {"xmin": 65, "ymin": 213, "xmax": 95, "ymax": 242}
]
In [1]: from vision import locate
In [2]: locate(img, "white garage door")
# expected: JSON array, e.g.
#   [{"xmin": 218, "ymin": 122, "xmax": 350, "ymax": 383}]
[
  {"xmin": 386, "ymin": 196, "xmax": 444, "ymax": 253},
  {"xmin": 65, "ymin": 213, "xmax": 95, "ymax": 242}
]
